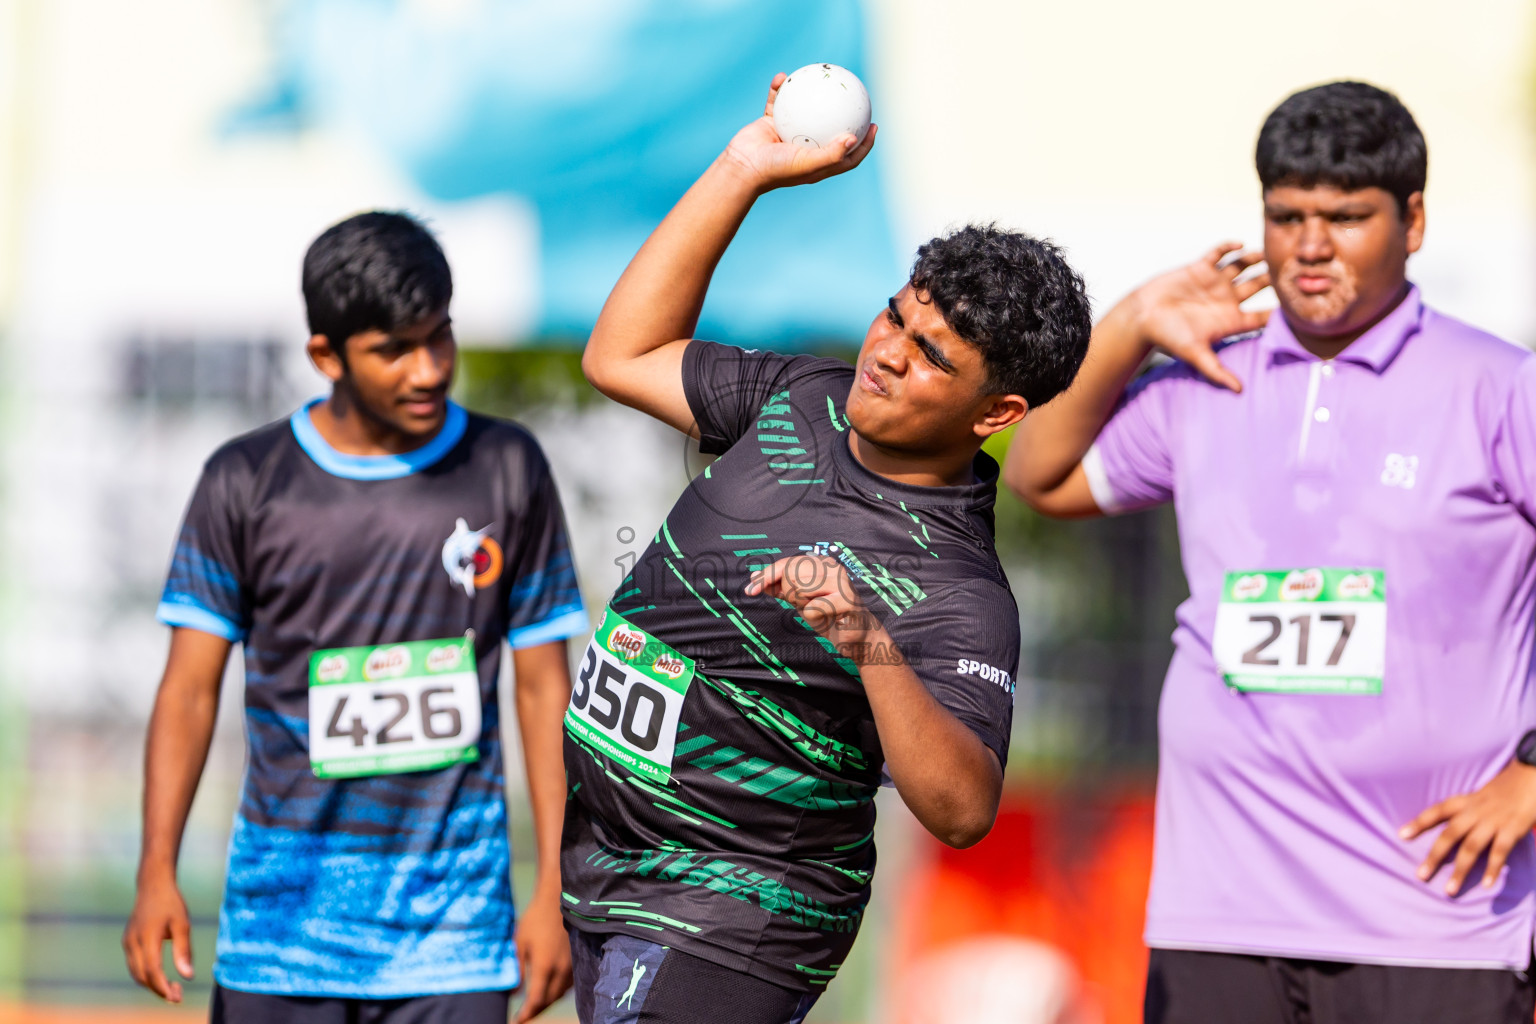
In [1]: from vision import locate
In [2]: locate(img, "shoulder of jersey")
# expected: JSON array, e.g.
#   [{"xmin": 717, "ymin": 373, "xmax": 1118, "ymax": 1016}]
[
  {"xmin": 898, "ymin": 575, "xmax": 1021, "ymax": 638},
  {"xmin": 459, "ymin": 409, "xmax": 555, "ymax": 472},
  {"xmin": 1129, "ymin": 331, "xmax": 1264, "ymax": 394},
  {"xmin": 1418, "ymin": 307, "xmax": 1529, "ymax": 371},
  {"xmin": 202, "ymin": 416, "xmax": 296, "ymax": 477},
  {"xmin": 784, "ymin": 351, "xmax": 858, "ymax": 385}
]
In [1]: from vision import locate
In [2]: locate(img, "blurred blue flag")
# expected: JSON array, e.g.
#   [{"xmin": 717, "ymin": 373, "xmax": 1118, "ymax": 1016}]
[{"xmin": 230, "ymin": 0, "xmax": 899, "ymax": 346}]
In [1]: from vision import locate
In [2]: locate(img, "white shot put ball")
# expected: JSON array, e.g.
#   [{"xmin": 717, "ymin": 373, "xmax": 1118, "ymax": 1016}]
[{"xmin": 772, "ymin": 63, "xmax": 871, "ymax": 149}]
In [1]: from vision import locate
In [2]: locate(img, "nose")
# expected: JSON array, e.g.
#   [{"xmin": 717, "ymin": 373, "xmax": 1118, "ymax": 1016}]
[
  {"xmin": 1296, "ymin": 214, "xmax": 1334, "ymax": 264},
  {"xmin": 870, "ymin": 331, "xmax": 909, "ymax": 375},
  {"xmin": 408, "ymin": 340, "xmax": 452, "ymax": 390}
]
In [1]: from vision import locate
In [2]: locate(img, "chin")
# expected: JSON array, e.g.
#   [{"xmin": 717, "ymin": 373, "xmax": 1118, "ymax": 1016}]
[{"xmin": 393, "ymin": 409, "xmax": 447, "ymax": 436}]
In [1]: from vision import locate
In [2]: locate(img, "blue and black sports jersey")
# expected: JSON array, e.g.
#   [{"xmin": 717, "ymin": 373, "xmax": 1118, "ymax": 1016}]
[{"xmin": 159, "ymin": 399, "xmax": 589, "ymax": 998}]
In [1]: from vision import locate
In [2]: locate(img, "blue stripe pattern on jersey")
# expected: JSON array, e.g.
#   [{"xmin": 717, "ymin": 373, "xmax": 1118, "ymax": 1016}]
[{"xmin": 214, "ymin": 809, "xmax": 518, "ymax": 998}]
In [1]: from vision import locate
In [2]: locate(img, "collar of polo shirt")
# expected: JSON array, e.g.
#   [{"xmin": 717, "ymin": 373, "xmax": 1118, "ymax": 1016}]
[{"xmin": 1261, "ymin": 286, "xmax": 1424, "ymax": 374}]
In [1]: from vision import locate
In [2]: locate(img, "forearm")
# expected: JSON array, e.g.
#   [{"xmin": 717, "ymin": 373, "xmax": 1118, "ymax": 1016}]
[
  {"xmin": 1005, "ymin": 296, "xmax": 1150, "ymax": 503},
  {"xmin": 583, "ymin": 159, "xmax": 759, "ymax": 391},
  {"xmin": 138, "ymin": 678, "xmax": 220, "ymax": 884},
  {"xmin": 855, "ymin": 634, "xmax": 1001, "ymax": 848},
  {"xmin": 512, "ymin": 644, "xmax": 574, "ymax": 895}
]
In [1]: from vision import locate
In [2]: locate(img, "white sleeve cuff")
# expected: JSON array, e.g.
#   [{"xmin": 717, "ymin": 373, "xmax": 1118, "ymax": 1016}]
[{"xmin": 1081, "ymin": 444, "xmax": 1124, "ymax": 515}]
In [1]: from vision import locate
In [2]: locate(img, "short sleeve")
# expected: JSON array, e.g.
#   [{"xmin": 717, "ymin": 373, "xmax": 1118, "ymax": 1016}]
[
  {"xmin": 682, "ymin": 341, "xmax": 799, "ymax": 456},
  {"xmin": 505, "ymin": 443, "xmax": 590, "ymax": 649},
  {"xmin": 1489, "ymin": 357, "xmax": 1536, "ymax": 523},
  {"xmin": 1085, "ymin": 363, "xmax": 1180, "ymax": 514},
  {"xmin": 888, "ymin": 580, "xmax": 1021, "ymax": 766},
  {"xmin": 158, "ymin": 456, "xmax": 251, "ymax": 642}
]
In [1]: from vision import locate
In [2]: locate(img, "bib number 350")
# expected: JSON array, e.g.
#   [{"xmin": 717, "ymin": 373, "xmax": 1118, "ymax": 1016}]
[{"xmin": 565, "ymin": 609, "xmax": 693, "ymax": 783}]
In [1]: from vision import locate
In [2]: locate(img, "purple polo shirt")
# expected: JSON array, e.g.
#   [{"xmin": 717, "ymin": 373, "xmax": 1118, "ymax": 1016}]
[{"xmin": 1084, "ymin": 287, "xmax": 1536, "ymax": 968}]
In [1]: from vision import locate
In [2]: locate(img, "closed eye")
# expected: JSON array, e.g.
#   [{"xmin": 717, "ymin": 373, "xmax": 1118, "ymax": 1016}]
[
  {"xmin": 886, "ymin": 296, "xmax": 902, "ymax": 328},
  {"xmin": 917, "ymin": 337, "xmax": 956, "ymax": 373}
]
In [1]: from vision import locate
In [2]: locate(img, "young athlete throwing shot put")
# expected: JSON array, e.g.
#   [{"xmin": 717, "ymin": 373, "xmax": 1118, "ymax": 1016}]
[
  {"xmin": 124, "ymin": 213, "xmax": 587, "ymax": 1023},
  {"xmin": 561, "ymin": 75, "xmax": 1091, "ymax": 1022},
  {"xmin": 1008, "ymin": 82, "xmax": 1536, "ymax": 1023}
]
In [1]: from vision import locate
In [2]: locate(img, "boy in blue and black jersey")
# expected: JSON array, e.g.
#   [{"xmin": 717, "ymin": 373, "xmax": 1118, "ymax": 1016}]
[{"xmin": 124, "ymin": 212, "xmax": 587, "ymax": 1024}]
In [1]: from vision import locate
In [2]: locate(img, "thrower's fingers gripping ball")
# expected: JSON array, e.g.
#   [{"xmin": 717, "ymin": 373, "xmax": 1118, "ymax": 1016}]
[{"xmin": 772, "ymin": 63, "xmax": 871, "ymax": 149}]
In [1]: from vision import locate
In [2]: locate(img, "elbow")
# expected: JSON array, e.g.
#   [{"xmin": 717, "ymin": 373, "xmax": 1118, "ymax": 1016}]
[
  {"xmin": 919, "ymin": 791, "xmax": 1000, "ymax": 849},
  {"xmin": 579, "ymin": 344, "xmax": 608, "ymax": 393},
  {"xmin": 1000, "ymin": 458, "xmax": 1051, "ymax": 514},
  {"xmin": 1001, "ymin": 469, "xmax": 1060, "ymax": 519},
  {"xmin": 931, "ymin": 811, "xmax": 996, "ymax": 850}
]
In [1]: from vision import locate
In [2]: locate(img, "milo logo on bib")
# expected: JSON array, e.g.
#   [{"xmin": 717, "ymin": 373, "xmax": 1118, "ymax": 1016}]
[
  {"xmin": 1279, "ymin": 569, "xmax": 1324, "ymax": 601},
  {"xmin": 364, "ymin": 646, "xmax": 412, "ymax": 681},
  {"xmin": 608, "ymin": 624, "xmax": 648, "ymax": 660}
]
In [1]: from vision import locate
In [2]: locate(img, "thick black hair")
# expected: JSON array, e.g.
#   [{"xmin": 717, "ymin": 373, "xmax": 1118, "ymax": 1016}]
[
  {"xmin": 1256, "ymin": 81, "xmax": 1427, "ymax": 214},
  {"xmin": 302, "ymin": 211, "xmax": 452, "ymax": 355},
  {"xmin": 909, "ymin": 225, "xmax": 1091, "ymax": 407}
]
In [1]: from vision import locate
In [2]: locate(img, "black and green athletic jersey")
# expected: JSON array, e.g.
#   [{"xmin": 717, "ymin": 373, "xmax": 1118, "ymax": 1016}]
[{"xmin": 560, "ymin": 341, "xmax": 1020, "ymax": 991}]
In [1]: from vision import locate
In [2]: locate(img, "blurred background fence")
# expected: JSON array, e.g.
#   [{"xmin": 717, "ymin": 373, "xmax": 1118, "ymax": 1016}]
[{"xmin": 2, "ymin": 1, "xmax": 1534, "ymax": 1022}]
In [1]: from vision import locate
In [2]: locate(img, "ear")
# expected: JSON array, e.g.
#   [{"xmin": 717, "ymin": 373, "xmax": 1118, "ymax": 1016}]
[
  {"xmin": 973, "ymin": 393, "xmax": 1029, "ymax": 439},
  {"xmin": 1403, "ymin": 191, "xmax": 1426, "ymax": 255},
  {"xmin": 306, "ymin": 334, "xmax": 346, "ymax": 383}
]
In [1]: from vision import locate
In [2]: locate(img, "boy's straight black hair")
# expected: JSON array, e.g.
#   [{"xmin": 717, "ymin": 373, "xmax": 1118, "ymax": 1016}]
[
  {"xmin": 1256, "ymin": 81, "xmax": 1427, "ymax": 215},
  {"xmin": 302, "ymin": 211, "xmax": 452, "ymax": 357}
]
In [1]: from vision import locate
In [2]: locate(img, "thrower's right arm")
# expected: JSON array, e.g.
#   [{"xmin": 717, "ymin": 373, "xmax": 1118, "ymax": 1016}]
[{"xmin": 580, "ymin": 73, "xmax": 876, "ymax": 434}]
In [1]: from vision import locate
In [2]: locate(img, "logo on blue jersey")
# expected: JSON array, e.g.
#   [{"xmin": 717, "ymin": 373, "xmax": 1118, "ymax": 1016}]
[{"xmin": 442, "ymin": 518, "xmax": 503, "ymax": 596}]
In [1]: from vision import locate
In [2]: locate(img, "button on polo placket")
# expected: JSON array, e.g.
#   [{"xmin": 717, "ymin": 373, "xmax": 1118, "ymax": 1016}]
[{"xmin": 1297, "ymin": 360, "xmax": 1338, "ymax": 470}]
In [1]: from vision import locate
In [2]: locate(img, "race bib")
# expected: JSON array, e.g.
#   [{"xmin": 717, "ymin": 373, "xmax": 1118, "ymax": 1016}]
[
  {"xmin": 1212, "ymin": 568, "xmax": 1385, "ymax": 695},
  {"xmin": 308, "ymin": 635, "xmax": 481, "ymax": 778},
  {"xmin": 565, "ymin": 608, "xmax": 693, "ymax": 783}
]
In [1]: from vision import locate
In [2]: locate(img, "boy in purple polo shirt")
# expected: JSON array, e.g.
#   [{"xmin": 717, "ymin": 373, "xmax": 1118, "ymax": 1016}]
[{"xmin": 1006, "ymin": 82, "xmax": 1536, "ymax": 1022}]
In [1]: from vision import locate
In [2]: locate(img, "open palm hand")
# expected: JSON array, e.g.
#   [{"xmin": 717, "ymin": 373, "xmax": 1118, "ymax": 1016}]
[{"xmin": 1132, "ymin": 243, "xmax": 1272, "ymax": 392}]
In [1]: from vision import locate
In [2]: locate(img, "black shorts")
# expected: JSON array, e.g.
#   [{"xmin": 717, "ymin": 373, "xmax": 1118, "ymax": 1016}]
[
  {"xmin": 209, "ymin": 983, "xmax": 511, "ymax": 1024},
  {"xmin": 1145, "ymin": 948, "xmax": 1535, "ymax": 1024},
  {"xmin": 569, "ymin": 929, "xmax": 818, "ymax": 1024}
]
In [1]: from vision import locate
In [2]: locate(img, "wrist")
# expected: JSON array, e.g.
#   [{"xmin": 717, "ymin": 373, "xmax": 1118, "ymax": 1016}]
[
  {"xmin": 709, "ymin": 150, "xmax": 770, "ymax": 200},
  {"xmin": 840, "ymin": 622, "xmax": 899, "ymax": 669},
  {"xmin": 135, "ymin": 860, "xmax": 178, "ymax": 889},
  {"xmin": 1106, "ymin": 292, "xmax": 1156, "ymax": 359},
  {"xmin": 1515, "ymin": 729, "xmax": 1536, "ymax": 767}
]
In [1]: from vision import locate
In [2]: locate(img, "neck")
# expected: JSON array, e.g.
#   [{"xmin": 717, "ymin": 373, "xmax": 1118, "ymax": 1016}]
[
  {"xmin": 308, "ymin": 386, "xmax": 440, "ymax": 456},
  {"xmin": 1289, "ymin": 281, "xmax": 1411, "ymax": 361},
  {"xmin": 848, "ymin": 430, "xmax": 978, "ymax": 487}
]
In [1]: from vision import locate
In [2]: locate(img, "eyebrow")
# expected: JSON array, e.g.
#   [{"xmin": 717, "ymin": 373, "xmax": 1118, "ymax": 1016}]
[
  {"xmin": 890, "ymin": 296, "xmax": 956, "ymax": 372},
  {"xmin": 1264, "ymin": 203, "xmax": 1374, "ymax": 217}
]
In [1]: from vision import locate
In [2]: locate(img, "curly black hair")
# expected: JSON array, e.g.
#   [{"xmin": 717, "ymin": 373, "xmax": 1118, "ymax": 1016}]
[
  {"xmin": 909, "ymin": 225, "xmax": 1092, "ymax": 408},
  {"xmin": 1256, "ymin": 81, "xmax": 1426, "ymax": 215},
  {"xmin": 302, "ymin": 211, "xmax": 452, "ymax": 360}
]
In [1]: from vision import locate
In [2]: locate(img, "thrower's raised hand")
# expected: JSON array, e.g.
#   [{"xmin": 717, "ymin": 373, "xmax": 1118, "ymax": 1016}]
[{"xmin": 720, "ymin": 74, "xmax": 877, "ymax": 193}]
